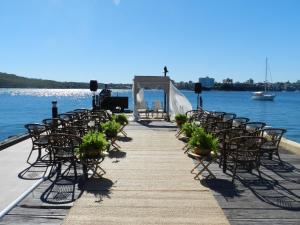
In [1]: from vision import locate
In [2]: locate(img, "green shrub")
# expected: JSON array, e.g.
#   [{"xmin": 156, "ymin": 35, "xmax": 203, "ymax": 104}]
[
  {"xmin": 175, "ymin": 113, "xmax": 188, "ymax": 123},
  {"xmin": 188, "ymin": 127, "xmax": 219, "ymax": 155},
  {"xmin": 114, "ymin": 114, "xmax": 128, "ymax": 126},
  {"xmin": 78, "ymin": 131, "xmax": 108, "ymax": 158},
  {"xmin": 175, "ymin": 113, "xmax": 188, "ymax": 128},
  {"xmin": 182, "ymin": 122, "xmax": 197, "ymax": 138},
  {"xmin": 100, "ymin": 120, "xmax": 121, "ymax": 138}
]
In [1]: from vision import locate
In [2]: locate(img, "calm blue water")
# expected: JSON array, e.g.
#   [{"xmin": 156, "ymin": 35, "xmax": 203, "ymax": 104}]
[{"xmin": 1, "ymin": 89, "xmax": 300, "ymax": 143}]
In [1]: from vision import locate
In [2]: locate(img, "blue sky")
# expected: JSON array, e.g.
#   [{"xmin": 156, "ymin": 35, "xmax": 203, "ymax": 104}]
[{"xmin": 0, "ymin": 0, "xmax": 299, "ymax": 83}]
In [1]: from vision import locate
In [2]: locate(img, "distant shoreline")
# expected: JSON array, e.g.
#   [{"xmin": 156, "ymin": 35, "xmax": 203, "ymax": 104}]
[{"xmin": 1, "ymin": 72, "xmax": 299, "ymax": 91}]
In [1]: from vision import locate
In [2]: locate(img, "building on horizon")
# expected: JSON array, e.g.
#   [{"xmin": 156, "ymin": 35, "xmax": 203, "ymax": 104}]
[
  {"xmin": 223, "ymin": 78, "xmax": 233, "ymax": 84},
  {"xmin": 199, "ymin": 76, "xmax": 215, "ymax": 88},
  {"xmin": 245, "ymin": 79, "xmax": 254, "ymax": 85}
]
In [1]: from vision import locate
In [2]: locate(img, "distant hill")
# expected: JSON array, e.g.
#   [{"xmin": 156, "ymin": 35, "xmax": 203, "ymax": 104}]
[{"xmin": 0, "ymin": 72, "xmax": 131, "ymax": 89}]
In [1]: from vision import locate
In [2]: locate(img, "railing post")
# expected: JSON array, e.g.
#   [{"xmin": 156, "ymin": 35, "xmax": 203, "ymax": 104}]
[{"xmin": 52, "ymin": 101, "xmax": 58, "ymax": 118}]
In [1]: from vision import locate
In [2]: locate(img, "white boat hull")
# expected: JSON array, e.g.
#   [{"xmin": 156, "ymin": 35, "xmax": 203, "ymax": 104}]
[{"xmin": 252, "ymin": 92, "xmax": 275, "ymax": 101}]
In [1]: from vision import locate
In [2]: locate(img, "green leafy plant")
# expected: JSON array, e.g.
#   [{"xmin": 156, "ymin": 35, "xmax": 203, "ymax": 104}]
[
  {"xmin": 77, "ymin": 131, "xmax": 109, "ymax": 158},
  {"xmin": 188, "ymin": 127, "xmax": 219, "ymax": 156},
  {"xmin": 114, "ymin": 114, "xmax": 128, "ymax": 126},
  {"xmin": 175, "ymin": 113, "xmax": 188, "ymax": 127},
  {"xmin": 182, "ymin": 122, "xmax": 197, "ymax": 138},
  {"xmin": 100, "ymin": 120, "xmax": 121, "ymax": 138}
]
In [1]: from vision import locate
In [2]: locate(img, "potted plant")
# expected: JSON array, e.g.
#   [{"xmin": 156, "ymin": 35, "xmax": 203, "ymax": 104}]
[
  {"xmin": 181, "ymin": 122, "xmax": 197, "ymax": 138},
  {"xmin": 77, "ymin": 131, "xmax": 109, "ymax": 158},
  {"xmin": 114, "ymin": 114, "xmax": 129, "ymax": 126},
  {"xmin": 175, "ymin": 113, "xmax": 188, "ymax": 128},
  {"xmin": 188, "ymin": 127, "xmax": 219, "ymax": 157},
  {"xmin": 100, "ymin": 120, "xmax": 121, "ymax": 139}
]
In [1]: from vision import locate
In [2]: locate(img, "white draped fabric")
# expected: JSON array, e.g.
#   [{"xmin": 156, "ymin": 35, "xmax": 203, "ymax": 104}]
[
  {"xmin": 136, "ymin": 88, "xmax": 145, "ymax": 109},
  {"xmin": 169, "ymin": 81, "xmax": 192, "ymax": 119},
  {"xmin": 133, "ymin": 76, "xmax": 192, "ymax": 120}
]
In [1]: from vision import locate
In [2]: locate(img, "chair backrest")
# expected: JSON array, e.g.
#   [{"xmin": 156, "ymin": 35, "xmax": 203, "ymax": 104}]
[
  {"xmin": 25, "ymin": 123, "xmax": 47, "ymax": 141},
  {"xmin": 48, "ymin": 133, "xmax": 81, "ymax": 159},
  {"xmin": 188, "ymin": 110, "xmax": 205, "ymax": 123},
  {"xmin": 244, "ymin": 122, "xmax": 266, "ymax": 133},
  {"xmin": 65, "ymin": 112, "xmax": 80, "ymax": 122},
  {"xmin": 72, "ymin": 108, "xmax": 91, "ymax": 120},
  {"xmin": 42, "ymin": 118, "xmax": 64, "ymax": 133},
  {"xmin": 223, "ymin": 113, "xmax": 236, "ymax": 122},
  {"xmin": 209, "ymin": 111, "xmax": 226, "ymax": 121},
  {"xmin": 232, "ymin": 117, "xmax": 250, "ymax": 128},
  {"xmin": 215, "ymin": 128, "xmax": 247, "ymax": 145},
  {"xmin": 58, "ymin": 113, "xmax": 73, "ymax": 126},
  {"xmin": 260, "ymin": 128, "xmax": 286, "ymax": 148},
  {"xmin": 230, "ymin": 136, "xmax": 265, "ymax": 161},
  {"xmin": 186, "ymin": 109, "xmax": 203, "ymax": 117},
  {"xmin": 213, "ymin": 121, "xmax": 233, "ymax": 134}
]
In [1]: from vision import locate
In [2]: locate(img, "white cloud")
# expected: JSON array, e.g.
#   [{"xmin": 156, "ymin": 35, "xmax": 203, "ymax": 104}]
[{"xmin": 112, "ymin": 0, "xmax": 120, "ymax": 6}]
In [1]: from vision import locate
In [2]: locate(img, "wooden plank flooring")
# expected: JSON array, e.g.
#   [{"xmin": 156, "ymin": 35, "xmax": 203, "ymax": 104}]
[
  {"xmin": 62, "ymin": 121, "xmax": 229, "ymax": 225},
  {"xmin": 196, "ymin": 143, "xmax": 300, "ymax": 225},
  {"xmin": 1, "ymin": 120, "xmax": 300, "ymax": 224}
]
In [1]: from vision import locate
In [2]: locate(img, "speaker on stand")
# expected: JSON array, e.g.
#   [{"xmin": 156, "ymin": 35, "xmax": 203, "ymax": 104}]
[
  {"xmin": 194, "ymin": 83, "xmax": 202, "ymax": 109},
  {"xmin": 90, "ymin": 80, "xmax": 98, "ymax": 110}
]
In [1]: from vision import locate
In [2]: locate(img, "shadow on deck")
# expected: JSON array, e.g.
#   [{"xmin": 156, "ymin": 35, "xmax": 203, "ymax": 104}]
[{"xmin": 198, "ymin": 150, "xmax": 300, "ymax": 224}]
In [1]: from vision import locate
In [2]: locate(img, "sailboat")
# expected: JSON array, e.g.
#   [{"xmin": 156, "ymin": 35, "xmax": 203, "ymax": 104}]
[{"xmin": 252, "ymin": 57, "xmax": 275, "ymax": 101}]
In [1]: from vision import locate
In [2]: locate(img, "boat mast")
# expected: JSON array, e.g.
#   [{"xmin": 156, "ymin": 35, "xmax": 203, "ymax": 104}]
[{"xmin": 265, "ymin": 57, "xmax": 268, "ymax": 93}]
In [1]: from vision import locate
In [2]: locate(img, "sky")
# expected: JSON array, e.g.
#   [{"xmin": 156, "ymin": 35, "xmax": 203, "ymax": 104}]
[{"xmin": 0, "ymin": 0, "xmax": 299, "ymax": 83}]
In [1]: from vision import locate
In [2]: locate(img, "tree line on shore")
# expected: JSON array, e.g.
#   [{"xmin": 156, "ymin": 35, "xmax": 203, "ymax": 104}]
[
  {"xmin": 1, "ymin": 72, "xmax": 299, "ymax": 91},
  {"xmin": 0, "ymin": 72, "xmax": 131, "ymax": 89}
]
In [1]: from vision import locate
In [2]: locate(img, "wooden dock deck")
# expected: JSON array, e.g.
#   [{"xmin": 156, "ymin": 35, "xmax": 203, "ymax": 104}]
[
  {"xmin": 62, "ymin": 120, "xmax": 229, "ymax": 225},
  {"xmin": 1, "ymin": 120, "xmax": 300, "ymax": 224}
]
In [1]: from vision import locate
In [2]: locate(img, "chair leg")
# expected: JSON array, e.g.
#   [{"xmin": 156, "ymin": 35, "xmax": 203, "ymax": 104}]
[
  {"xmin": 26, "ymin": 146, "xmax": 42, "ymax": 165},
  {"xmin": 232, "ymin": 162, "xmax": 237, "ymax": 183},
  {"xmin": 222, "ymin": 152, "xmax": 227, "ymax": 173},
  {"xmin": 276, "ymin": 150, "xmax": 282, "ymax": 162},
  {"xmin": 73, "ymin": 159, "xmax": 77, "ymax": 180},
  {"xmin": 191, "ymin": 162, "xmax": 201, "ymax": 173},
  {"xmin": 268, "ymin": 152, "xmax": 273, "ymax": 160}
]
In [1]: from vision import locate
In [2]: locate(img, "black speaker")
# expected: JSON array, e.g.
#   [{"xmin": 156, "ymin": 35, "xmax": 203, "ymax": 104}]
[
  {"xmin": 194, "ymin": 83, "xmax": 202, "ymax": 94},
  {"xmin": 90, "ymin": 80, "xmax": 98, "ymax": 92}
]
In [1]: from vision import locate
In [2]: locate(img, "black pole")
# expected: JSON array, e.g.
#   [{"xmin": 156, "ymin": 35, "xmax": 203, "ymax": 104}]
[
  {"xmin": 52, "ymin": 101, "xmax": 58, "ymax": 118},
  {"xmin": 163, "ymin": 66, "xmax": 168, "ymax": 113},
  {"xmin": 200, "ymin": 96, "xmax": 203, "ymax": 108},
  {"xmin": 92, "ymin": 95, "xmax": 96, "ymax": 110},
  {"xmin": 197, "ymin": 93, "xmax": 199, "ymax": 109}
]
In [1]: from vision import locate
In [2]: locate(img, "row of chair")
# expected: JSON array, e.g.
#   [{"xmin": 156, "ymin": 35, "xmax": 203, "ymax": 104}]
[
  {"xmin": 184, "ymin": 109, "xmax": 286, "ymax": 182},
  {"xmin": 24, "ymin": 109, "xmax": 114, "ymax": 181}
]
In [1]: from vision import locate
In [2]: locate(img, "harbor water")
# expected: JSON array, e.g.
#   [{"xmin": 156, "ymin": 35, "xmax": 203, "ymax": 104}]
[{"xmin": 0, "ymin": 88, "xmax": 299, "ymax": 143}]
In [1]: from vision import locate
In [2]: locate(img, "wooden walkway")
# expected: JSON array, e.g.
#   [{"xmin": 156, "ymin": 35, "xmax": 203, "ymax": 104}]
[
  {"xmin": 1, "ymin": 120, "xmax": 300, "ymax": 224},
  {"xmin": 62, "ymin": 121, "xmax": 229, "ymax": 225}
]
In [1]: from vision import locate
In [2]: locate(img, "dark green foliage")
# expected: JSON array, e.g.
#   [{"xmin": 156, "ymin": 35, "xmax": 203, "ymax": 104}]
[
  {"xmin": 0, "ymin": 72, "xmax": 132, "ymax": 89},
  {"xmin": 100, "ymin": 120, "xmax": 121, "ymax": 138},
  {"xmin": 188, "ymin": 127, "xmax": 219, "ymax": 154},
  {"xmin": 182, "ymin": 122, "xmax": 197, "ymax": 138},
  {"xmin": 78, "ymin": 131, "xmax": 108, "ymax": 158},
  {"xmin": 175, "ymin": 113, "xmax": 188, "ymax": 123},
  {"xmin": 113, "ymin": 114, "xmax": 129, "ymax": 126}
]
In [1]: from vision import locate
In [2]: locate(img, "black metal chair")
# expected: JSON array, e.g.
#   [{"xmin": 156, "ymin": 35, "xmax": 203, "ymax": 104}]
[
  {"xmin": 229, "ymin": 136, "xmax": 265, "ymax": 182},
  {"xmin": 42, "ymin": 118, "xmax": 64, "ymax": 133},
  {"xmin": 215, "ymin": 128, "xmax": 249, "ymax": 172},
  {"xmin": 210, "ymin": 111, "xmax": 226, "ymax": 120},
  {"xmin": 47, "ymin": 133, "xmax": 81, "ymax": 181},
  {"xmin": 259, "ymin": 128, "xmax": 286, "ymax": 161},
  {"xmin": 58, "ymin": 113, "xmax": 74, "ymax": 127},
  {"xmin": 223, "ymin": 113, "xmax": 236, "ymax": 122},
  {"xmin": 24, "ymin": 123, "xmax": 49, "ymax": 165},
  {"xmin": 243, "ymin": 122, "xmax": 266, "ymax": 135},
  {"xmin": 232, "ymin": 117, "xmax": 250, "ymax": 128}
]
